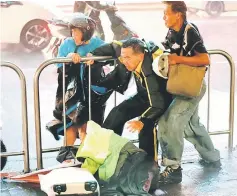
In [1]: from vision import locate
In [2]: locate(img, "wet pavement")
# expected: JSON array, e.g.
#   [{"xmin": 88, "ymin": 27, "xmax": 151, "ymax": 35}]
[{"xmin": 1, "ymin": 140, "xmax": 237, "ymax": 196}]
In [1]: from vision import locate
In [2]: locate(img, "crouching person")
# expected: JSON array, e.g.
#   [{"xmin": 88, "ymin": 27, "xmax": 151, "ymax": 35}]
[{"xmin": 76, "ymin": 120, "xmax": 160, "ymax": 196}]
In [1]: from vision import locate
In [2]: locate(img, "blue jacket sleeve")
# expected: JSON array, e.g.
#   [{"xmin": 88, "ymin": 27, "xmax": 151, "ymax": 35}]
[
  {"xmin": 94, "ymin": 36, "xmax": 105, "ymax": 48},
  {"xmin": 57, "ymin": 39, "xmax": 69, "ymax": 68}
]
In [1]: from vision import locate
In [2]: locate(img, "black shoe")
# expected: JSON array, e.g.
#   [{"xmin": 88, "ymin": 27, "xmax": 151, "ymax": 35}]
[
  {"xmin": 159, "ymin": 166, "xmax": 182, "ymax": 185},
  {"xmin": 199, "ymin": 159, "xmax": 222, "ymax": 169},
  {"xmin": 53, "ymin": 109, "xmax": 63, "ymax": 121},
  {"xmin": 46, "ymin": 119, "xmax": 63, "ymax": 141}
]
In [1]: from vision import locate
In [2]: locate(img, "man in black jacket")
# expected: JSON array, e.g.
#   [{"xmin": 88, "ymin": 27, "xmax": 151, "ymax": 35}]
[{"xmin": 91, "ymin": 38, "xmax": 173, "ymax": 160}]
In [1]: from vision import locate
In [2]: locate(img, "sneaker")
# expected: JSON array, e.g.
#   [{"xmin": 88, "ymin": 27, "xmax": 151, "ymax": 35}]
[
  {"xmin": 159, "ymin": 166, "xmax": 182, "ymax": 185},
  {"xmin": 199, "ymin": 159, "xmax": 222, "ymax": 169}
]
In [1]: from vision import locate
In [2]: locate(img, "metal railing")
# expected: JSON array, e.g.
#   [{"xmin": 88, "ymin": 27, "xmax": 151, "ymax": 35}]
[
  {"xmin": 34, "ymin": 56, "xmax": 113, "ymax": 169},
  {"xmin": 207, "ymin": 50, "xmax": 235, "ymax": 150},
  {"xmin": 0, "ymin": 61, "xmax": 30, "ymax": 173},
  {"xmin": 1, "ymin": 49, "xmax": 235, "ymax": 172},
  {"xmin": 34, "ymin": 50, "xmax": 235, "ymax": 170},
  {"xmin": 0, "ymin": 49, "xmax": 234, "ymax": 173}
]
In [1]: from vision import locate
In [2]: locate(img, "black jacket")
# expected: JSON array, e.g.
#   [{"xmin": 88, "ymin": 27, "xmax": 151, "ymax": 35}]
[
  {"xmin": 91, "ymin": 40, "xmax": 173, "ymax": 124},
  {"xmin": 54, "ymin": 62, "xmax": 113, "ymax": 121}
]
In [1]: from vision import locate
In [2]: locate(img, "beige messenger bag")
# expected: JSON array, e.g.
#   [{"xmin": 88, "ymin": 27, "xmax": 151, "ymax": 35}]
[
  {"xmin": 167, "ymin": 64, "xmax": 206, "ymax": 98},
  {"xmin": 166, "ymin": 23, "xmax": 208, "ymax": 98}
]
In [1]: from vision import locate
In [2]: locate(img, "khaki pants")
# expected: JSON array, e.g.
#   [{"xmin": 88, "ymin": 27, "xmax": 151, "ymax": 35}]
[{"xmin": 158, "ymin": 81, "xmax": 220, "ymax": 166}]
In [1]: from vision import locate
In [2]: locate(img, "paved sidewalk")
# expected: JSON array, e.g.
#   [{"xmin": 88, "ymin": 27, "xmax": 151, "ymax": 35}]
[{"xmin": 1, "ymin": 136, "xmax": 237, "ymax": 196}]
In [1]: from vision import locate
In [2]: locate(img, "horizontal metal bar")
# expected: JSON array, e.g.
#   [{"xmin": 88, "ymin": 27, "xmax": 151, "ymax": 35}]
[
  {"xmin": 40, "ymin": 140, "xmax": 143, "ymax": 154},
  {"xmin": 41, "ymin": 145, "xmax": 80, "ymax": 154},
  {"xmin": 1, "ymin": 61, "xmax": 30, "ymax": 172},
  {"xmin": 39, "ymin": 130, "xmax": 231, "ymax": 155},
  {"xmin": 131, "ymin": 139, "xmax": 139, "ymax": 143},
  {"xmin": 208, "ymin": 130, "xmax": 230, "ymax": 135},
  {"xmin": 0, "ymin": 152, "xmax": 24, "ymax": 157},
  {"xmin": 37, "ymin": 56, "xmax": 114, "ymax": 68},
  {"xmin": 207, "ymin": 50, "xmax": 235, "ymax": 150},
  {"xmin": 130, "ymin": 130, "xmax": 230, "ymax": 144},
  {"xmin": 34, "ymin": 56, "xmax": 113, "ymax": 169},
  {"xmin": 42, "ymin": 147, "xmax": 60, "ymax": 153}
]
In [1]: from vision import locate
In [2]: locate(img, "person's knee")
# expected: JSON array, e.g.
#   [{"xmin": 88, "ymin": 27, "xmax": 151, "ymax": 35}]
[
  {"xmin": 104, "ymin": 105, "xmax": 127, "ymax": 125},
  {"xmin": 169, "ymin": 110, "xmax": 188, "ymax": 130},
  {"xmin": 159, "ymin": 114, "xmax": 179, "ymax": 130},
  {"xmin": 158, "ymin": 115, "xmax": 166, "ymax": 131},
  {"xmin": 158, "ymin": 114, "xmax": 185, "ymax": 140},
  {"xmin": 111, "ymin": 105, "xmax": 127, "ymax": 115},
  {"xmin": 66, "ymin": 126, "xmax": 77, "ymax": 134}
]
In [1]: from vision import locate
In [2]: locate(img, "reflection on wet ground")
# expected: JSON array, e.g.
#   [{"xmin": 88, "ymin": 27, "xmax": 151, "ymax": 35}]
[
  {"xmin": 1, "ymin": 145, "xmax": 237, "ymax": 196},
  {"xmin": 1, "ymin": 181, "xmax": 45, "ymax": 196}
]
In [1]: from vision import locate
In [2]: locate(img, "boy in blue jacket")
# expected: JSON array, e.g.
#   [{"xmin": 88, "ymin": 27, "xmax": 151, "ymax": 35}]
[{"xmin": 46, "ymin": 13, "xmax": 111, "ymax": 146}]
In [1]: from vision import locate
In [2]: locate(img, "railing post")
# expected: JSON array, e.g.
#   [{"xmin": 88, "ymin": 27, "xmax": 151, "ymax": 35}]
[
  {"xmin": 1, "ymin": 50, "xmax": 235, "ymax": 173},
  {"xmin": 34, "ymin": 56, "xmax": 112, "ymax": 170},
  {"xmin": 62, "ymin": 62, "xmax": 67, "ymax": 146},
  {"xmin": 208, "ymin": 50, "xmax": 235, "ymax": 150},
  {"xmin": 33, "ymin": 51, "xmax": 235, "ymax": 170},
  {"xmin": 113, "ymin": 60, "xmax": 117, "ymax": 108},
  {"xmin": 0, "ymin": 61, "xmax": 30, "ymax": 173},
  {"xmin": 34, "ymin": 58, "xmax": 72, "ymax": 170}
]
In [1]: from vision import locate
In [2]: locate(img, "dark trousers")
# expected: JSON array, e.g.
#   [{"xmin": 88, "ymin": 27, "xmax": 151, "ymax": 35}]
[{"xmin": 103, "ymin": 94, "xmax": 158, "ymax": 160}]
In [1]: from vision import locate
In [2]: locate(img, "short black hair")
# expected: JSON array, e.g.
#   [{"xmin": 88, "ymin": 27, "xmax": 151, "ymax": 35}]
[
  {"xmin": 163, "ymin": 1, "xmax": 187, "ymax": 20},
  {"xmin": 122, "ymin": 38, "xmax": 145, "ymax": 54}
]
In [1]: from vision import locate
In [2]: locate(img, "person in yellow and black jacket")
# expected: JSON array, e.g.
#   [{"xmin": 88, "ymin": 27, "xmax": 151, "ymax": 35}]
[{"xmin": 90, "ymin": 38, "xmax": 173, "ymax": 161}]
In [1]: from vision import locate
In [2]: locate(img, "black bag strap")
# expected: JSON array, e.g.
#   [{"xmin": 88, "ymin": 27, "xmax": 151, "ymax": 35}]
[
  {"xmin": 74, "ymin": 45, "xmax": 80, "ymax": 53},
  {"xmin": 180, "ymin": 23, "xmax": 203, "ymax": 57},
  {"xmin": 180, "ymin": 23, "xmax": 208, "ymax": 71},
  {"xmin": 67, "ymin": 45, "xmax": 81, "ymax": 75}
]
